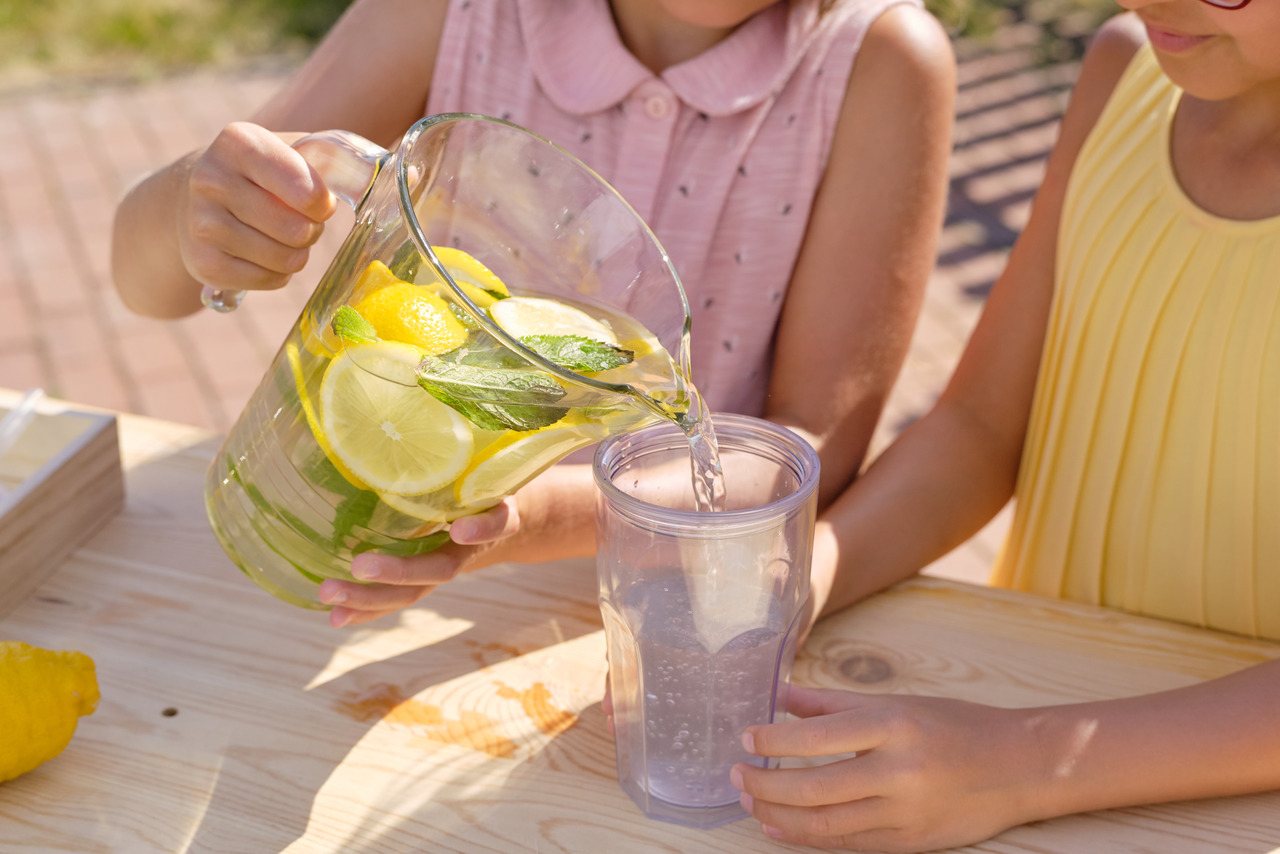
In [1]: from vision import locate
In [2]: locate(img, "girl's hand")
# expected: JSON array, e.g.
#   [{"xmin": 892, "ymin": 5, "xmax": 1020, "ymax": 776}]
[
  {"xmin": 318, "ymin": 498, "xmax": 521, "ymax": 628},
  {"xmin": 731, "ymin": 685, "xmax": 1043, "ymax": 853},
  {"xmin": 319, "ymin": 462, "xmax": 598, "ymax": 628},
  {"xmin": 178, "ymin": 121, "xmax": 336, "ymax": 295}
]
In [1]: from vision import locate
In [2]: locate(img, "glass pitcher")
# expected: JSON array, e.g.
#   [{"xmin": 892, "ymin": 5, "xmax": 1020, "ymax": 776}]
[{"xmin": 204, "ymin": 113, "xmax": 698, "ymax": 610}]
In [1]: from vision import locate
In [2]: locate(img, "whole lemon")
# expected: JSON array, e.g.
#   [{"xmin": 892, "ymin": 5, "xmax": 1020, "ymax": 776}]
[{"xmin": 0, "ymin": 641, "xmax": 99, "ymax": 783}]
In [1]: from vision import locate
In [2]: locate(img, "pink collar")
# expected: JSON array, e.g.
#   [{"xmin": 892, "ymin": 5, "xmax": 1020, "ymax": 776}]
[{"xmin": 517, "ymin": 0, "xmax": 822, "ymax": 117}]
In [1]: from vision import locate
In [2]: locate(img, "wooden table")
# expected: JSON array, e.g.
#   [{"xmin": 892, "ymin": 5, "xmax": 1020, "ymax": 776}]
[{"xmin": 2, "ymin": 392, "xmax": 1279, "ymax": 853}]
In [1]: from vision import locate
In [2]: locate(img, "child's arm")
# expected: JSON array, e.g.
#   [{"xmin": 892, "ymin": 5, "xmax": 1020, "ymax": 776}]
[
  {"xmin": 315, "ymin": 3, "xmax": 960, "ymax": 628},
  {"xmin": 110, "ymin": 0, "xmax": 448, "ymax": 318},
  {"xmin": 763, "ymin": 2, "xmax": 956, "ymax": 508},
  {"xmin": 733, "ymin": 661, "xmax": 1280, "ymax": 852},
  {"xmin": 805, "ymin": 13, "xmax": 1149, "ymax": 622}
]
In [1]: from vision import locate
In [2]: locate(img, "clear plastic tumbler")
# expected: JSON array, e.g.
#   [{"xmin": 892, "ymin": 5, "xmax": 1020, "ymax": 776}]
[{"xmin": 593, "ymin": 414, "xmax": 820, "ymax": 828}]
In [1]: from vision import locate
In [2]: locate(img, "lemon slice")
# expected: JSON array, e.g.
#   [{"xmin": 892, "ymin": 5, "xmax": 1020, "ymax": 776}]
[
  {"xmin": 320, "ymin": 341, "xmax": 475, "ymax": 495},
  {"xmin": 616, "ymin": 335, "xmax": 657, "ymax": 359},
  {"xmin": 490, "ymin": 297, "xmax": 619, "ymax": 345},
  {"xmin": 455, "ymin": 422, "xmax": 605, "ymax": 507},
  {"xmin": 380, "ymin": 489, "xmax": 464, "ymax": 523},
  {"xmin": 287, "ymin": 342, "xmax": 370, "ymax": 491},
  {"xmin": 426, "ymin": 246, "xmax": 511, "ymax": 308}
]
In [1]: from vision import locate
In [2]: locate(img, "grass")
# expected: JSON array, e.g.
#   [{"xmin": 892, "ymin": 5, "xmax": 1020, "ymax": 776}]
[
  {"xmin": 0, "ymin": 0, "xmax": 352, "ymax": 90},
  {"xmin": 0, "ymin": 0, "xmax": 1118, "ymax": 92}
]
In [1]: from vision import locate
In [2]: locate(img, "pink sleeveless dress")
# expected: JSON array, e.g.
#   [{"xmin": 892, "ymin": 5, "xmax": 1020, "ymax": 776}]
[{"xmin": 427, "ymin": 0, "xmax": 921, "ymax": 415}]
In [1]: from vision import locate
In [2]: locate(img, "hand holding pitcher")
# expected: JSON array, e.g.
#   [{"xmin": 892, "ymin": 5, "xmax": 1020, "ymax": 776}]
[{"xmin": 179, "ymin": 122, "xmax": 339, "ymax": 310}]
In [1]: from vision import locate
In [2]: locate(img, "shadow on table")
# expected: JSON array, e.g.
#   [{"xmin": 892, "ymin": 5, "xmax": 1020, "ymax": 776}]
[{"xmin": 173, "ymin": 555, "xmax": 615, "ymax": 852}]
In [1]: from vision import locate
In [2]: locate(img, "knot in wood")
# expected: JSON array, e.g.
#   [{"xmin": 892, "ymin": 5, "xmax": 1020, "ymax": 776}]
[{"xmin": 838, "ymin": 654, "xmax": 894, "ymax": 684}]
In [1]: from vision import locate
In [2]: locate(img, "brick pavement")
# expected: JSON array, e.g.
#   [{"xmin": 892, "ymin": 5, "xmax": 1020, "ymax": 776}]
[{"xmin": 0, "ymin": 22, "xmax": 1078, "ymax": 584}]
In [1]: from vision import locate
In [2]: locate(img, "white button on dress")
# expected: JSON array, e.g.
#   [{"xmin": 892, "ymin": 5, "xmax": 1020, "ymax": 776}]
[{"xmin": 644, "ymin": 95, "xmax": 670, "ymax": 119}]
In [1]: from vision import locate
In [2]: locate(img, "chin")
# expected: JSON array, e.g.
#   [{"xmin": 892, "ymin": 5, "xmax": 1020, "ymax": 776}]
[
  {"xmin": 657, "ymin": 0, "xmax": 780, "ymax": 29},
  {"xmin": 1149, "ymin": 52, "xmax": 1253, "ymax": 102}
]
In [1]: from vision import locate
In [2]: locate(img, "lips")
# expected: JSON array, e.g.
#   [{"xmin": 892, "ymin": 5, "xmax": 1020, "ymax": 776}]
[{"xmin": 1144, "ymin": 22, "xmax": 1212, "ymax": 53}]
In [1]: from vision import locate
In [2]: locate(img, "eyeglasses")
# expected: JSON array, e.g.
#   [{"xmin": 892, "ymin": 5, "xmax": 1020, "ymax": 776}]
[{"xmin": 1199, "ymin": 0, "xmax": 1253, "ymax": 8}]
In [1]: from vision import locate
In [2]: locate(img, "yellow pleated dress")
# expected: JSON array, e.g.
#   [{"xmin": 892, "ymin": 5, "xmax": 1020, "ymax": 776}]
[{"xmin": 991, "ymin": 45, "xmax": 1280, "ymax": 641}]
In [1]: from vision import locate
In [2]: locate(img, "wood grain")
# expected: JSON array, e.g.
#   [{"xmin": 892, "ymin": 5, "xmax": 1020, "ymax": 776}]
[{"xmin": 0, "ymin": 389, "xmax": 1278, "ymax": 853}]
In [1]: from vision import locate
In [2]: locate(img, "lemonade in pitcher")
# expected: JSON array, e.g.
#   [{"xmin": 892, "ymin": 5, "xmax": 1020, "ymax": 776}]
[
  {"xmin": 202, "ymin": 114, "xmax": 713, "ymax": 610},
  {"xmin": 206, "ymin": 245, "xmax": 699, "ymax": 609}
]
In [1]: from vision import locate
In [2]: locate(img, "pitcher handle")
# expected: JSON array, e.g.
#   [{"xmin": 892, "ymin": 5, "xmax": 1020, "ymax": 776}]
[{"xmin": 201, "ymin": 130, "xmax": 391, "ymax": 313}]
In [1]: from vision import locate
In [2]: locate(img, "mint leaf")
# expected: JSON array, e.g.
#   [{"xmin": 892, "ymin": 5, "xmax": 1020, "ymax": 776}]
[
  {"xmin": 417, "ymin": 356, "xmax": 567, "ymax": 431},
  {"xmin": 227, "ymin": 454, "xmax": 339, "ymax": 584},
  {"xmin": 331, "ymin": 489, "xmax": 380, "ymax": 549},
  {"xmin": 332, "ymin": 305, "xmax": 378, "ymax": 344},
  {"xmin": 519, "ymin": 334, "xmax": 634, "ymax": 373},
  {"xmin": 354, "ymin": 530, "xmax": 450, "ymax": 557},
  {"xmin": 388, "ymin": 241, "xmax": 424, "ymax": 281},
  {"xmin": 295, "ymin": 446, "xmax": 381, "ymax": 548}
]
